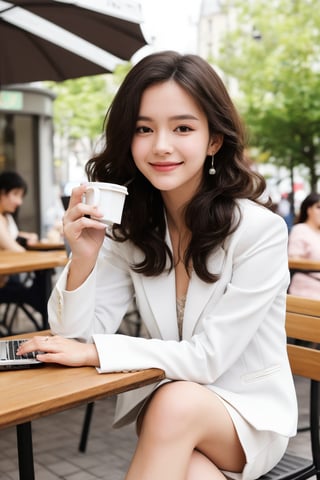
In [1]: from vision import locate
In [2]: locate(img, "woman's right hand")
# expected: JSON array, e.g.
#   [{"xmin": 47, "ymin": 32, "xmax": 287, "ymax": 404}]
[{"xmin": 63, "ymin": 184, "xmax": 108, "ymax": 289}]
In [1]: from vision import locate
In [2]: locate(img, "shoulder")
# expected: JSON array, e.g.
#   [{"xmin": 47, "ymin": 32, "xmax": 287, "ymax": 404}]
[
  {"xmin": 236, "ymin": 199, "xmax": 287, "ymax": 234},
  {"xmin": 226, "ymin": 199, "xmax": 288, "ymax": 256},
  {"xmin": 0, "ymin": 213, "xmax": 9, "ymax": 228}
]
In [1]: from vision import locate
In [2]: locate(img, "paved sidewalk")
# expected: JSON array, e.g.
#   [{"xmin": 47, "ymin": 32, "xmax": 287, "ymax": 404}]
[{"xmin": 0, "ymin": 375, "xmax": 313, "ymax": 480}]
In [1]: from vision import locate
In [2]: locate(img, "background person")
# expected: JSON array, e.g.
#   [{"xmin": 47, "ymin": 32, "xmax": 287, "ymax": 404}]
[
  {"xmin": 288, "ymin": 192, "xmax": 320, "ymax": 299},
  {"xmin": 277, "ymin": 192, "xmax": 294, "ymax": 231},
  {"xmin": 0, "ymin": 170, "xmax": 42, "ymax": 327},
  {"xmin": 19, "ymin": 51, "xmax": 297, "ymax": 480},
  {"xmin": 0, "ymin": 170, "xmax": 37, "ymax": 288},
  {"xmin": 0, "ymin": 170, "xmax": 38, "ymax": 253}
]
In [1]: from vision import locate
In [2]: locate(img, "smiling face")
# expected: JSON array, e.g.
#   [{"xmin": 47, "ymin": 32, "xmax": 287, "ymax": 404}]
[{"xmin": 131, "ymin": 80, "xmax": 222, "ymax": 206}]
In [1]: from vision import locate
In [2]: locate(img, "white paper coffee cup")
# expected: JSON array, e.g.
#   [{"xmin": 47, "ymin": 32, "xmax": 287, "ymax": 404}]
[{"xmin": 84, "ymin": 182, "xmax": 128, "ymax": 225}]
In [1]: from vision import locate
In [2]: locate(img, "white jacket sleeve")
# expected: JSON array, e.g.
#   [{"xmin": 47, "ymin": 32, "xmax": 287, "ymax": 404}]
[{"xmin": 48, "ymin": 238, "xmax": 134, "ymax": 342}]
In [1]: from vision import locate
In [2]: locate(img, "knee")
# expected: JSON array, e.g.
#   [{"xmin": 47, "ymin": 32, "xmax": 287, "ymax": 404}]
[{"xmin": 141, "ymin": 381, "xmax": 200, "ymax": 440}]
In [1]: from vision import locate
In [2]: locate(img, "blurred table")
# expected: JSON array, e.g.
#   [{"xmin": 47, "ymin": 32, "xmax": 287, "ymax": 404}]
[
  {"xmin": 26, "ymin": 241, "xmax": 66, "ymax": 251},
  {"xmin": 0, "ymin": 250, "xmax": 68, "ymax": 275},
  {"xmin": 0, "ymin": 330, "xmax": 165, "ymax": 480}
]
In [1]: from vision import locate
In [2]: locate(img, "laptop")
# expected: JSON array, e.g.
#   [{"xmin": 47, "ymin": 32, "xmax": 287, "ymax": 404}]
[{"xmin": 0, "ymin": 338, "xmax": 43, "ymax": 370}]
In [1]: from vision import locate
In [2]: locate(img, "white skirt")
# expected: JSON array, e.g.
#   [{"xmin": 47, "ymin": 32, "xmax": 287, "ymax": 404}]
[{"xmin": 218, "ymin": 396, "xmax": 288, "ymax": 480}]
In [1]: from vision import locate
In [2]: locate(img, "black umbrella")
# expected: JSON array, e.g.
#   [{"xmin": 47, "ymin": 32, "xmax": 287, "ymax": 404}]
[{"xmin": 0, "ymin": 0, "xmax": 147, "ymax": 85}]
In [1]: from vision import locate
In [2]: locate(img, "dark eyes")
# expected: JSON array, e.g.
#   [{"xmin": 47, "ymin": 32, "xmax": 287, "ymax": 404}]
[
  {"xmin": 135, "ymin": 126, "xmax": 152, "ymax": 134},
  {"xmin": 175, "ymin": 126, "xmax": 193, "ymax": 133},
  {"xmin": 135, "ymin": 125, "xmax": 193, "ymax": 134}
]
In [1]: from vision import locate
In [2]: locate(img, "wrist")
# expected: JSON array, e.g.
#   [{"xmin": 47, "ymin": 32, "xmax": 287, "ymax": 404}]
[
  {"xmin": 66, "ymin": 258, "xmax": 95, "ymax": 291},
  {"xmin": 86, "ymin": 343, "xmax": 100, "ymax": 367}
]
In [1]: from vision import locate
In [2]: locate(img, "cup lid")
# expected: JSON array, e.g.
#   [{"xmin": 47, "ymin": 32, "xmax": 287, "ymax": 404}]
[{"xmin": 91, "ymin": 182, "xmax": 128, "ymax": 195}]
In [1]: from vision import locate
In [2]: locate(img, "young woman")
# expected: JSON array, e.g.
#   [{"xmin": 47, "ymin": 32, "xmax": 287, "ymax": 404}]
[
  {"xmin": 288, "ymin": 192, "xmax": 320, "ymax": 299},
  {"xmin": 19, "ymin": 51, "xmax": 297, "ymax": 480}
]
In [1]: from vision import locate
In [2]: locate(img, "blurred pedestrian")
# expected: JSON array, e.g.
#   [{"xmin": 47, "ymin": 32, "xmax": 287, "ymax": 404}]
[{"xmin": 277, "ymin": 192, "xmax": 294, "ymax": 231}]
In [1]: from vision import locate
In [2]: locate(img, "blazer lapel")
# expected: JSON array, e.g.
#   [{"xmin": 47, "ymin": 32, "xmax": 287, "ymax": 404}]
[
  {"xmin": 141, "ymin": 268, "xmax": 179, "ymax": 340},
  {"xmin": 140, "ymin": 225, "xmax": 179, "ymax": 340},
  {"xmin": 183, "ymin": 247, "xmax": 226, "ymax": 339}
]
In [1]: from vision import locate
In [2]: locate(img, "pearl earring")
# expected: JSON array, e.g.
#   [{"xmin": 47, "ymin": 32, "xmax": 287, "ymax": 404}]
[{"xmin": 209, "ymin": 153, "xmax": 216, "ymax": 175}]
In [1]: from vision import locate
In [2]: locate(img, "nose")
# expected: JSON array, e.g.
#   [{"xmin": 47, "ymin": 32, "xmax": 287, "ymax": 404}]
[
  {"xmin": 152, "ymin": 131, "xmax": 173, "ymax": 156},
  {"xmin": 15, "ymin": 197, "xmax": 23, "ymax": 208}
]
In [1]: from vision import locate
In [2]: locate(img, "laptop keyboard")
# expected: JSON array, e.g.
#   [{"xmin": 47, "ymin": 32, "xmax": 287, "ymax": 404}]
[{"xmin": 0, "ymin": 339, "xmax": 38, "ymax": 361}]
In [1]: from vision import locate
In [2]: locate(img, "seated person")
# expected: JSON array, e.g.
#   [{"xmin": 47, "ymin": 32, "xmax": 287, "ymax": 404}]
[
  {"xmin": 0, "ymin": 171, "xmax": 38, "ymax": 254},
  {"xmin": 288, "ymin": 192, "xmax": 320, "ymax": 299},
  {"xmin": 0, "ymin": 171, "xmax": 43, "ymax": 326}
]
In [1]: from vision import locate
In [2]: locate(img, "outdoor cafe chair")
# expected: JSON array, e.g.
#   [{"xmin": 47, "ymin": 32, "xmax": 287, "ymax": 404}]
[
  {"xmin": 0, "ymin": 273, "xmax": 44, "ymax": 336},
  {"xmin": 259, "ymin": 294, "xmax": 320, "ymax": 480}
]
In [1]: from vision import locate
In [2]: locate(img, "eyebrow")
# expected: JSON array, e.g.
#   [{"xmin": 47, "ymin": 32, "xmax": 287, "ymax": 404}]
[{"xmin": 137, "ymin": 114, "xmax": 200, "ymax": 121}]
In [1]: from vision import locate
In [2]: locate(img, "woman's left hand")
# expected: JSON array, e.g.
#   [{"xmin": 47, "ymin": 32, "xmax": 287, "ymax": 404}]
[{"xmin": 16, "ymin": 335, "xmax": 100, "ymax": 367}]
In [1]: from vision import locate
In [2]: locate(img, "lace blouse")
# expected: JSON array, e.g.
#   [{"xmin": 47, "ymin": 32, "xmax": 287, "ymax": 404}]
[{"xmin": 176, "ymin": 295, "xmax": 186, "ymax": 340}]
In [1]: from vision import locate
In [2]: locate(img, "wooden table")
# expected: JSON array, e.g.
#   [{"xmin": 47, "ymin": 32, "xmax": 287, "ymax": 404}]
[
  {"xmin": 0, "ymin": 250, "xmax": 68, "ymax": 275},
  {"xmin": 0, "ymin": 250, "xmax": 68, "ymax": 332},
  {"xmin": 0, "ymin": 331, "xmax": 165, "ymax": 480}
]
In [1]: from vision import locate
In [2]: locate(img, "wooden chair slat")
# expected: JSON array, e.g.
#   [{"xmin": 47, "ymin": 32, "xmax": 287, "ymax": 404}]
[
  {"xmin": 287, "ymin": 345, "xmax": 320, "ymax": 381},
  {"xmin": 286, "ymin": 294, "xmax": 320, "ymax": 317},
  {"xmin": 286, "ymin": 312, "xmax": 320, "ymax": 343}
]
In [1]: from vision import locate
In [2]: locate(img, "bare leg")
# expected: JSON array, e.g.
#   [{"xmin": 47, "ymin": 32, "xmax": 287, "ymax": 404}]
[
  {"xmin": 186, "ymin": 450, "xmax": 227, "ymax": 480},
  {"xmin": 125, "ymin": 381, "xmax": 245, "ymax": 480}
]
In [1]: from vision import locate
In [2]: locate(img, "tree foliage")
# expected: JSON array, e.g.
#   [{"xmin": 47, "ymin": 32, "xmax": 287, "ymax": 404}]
[
  {"xmin": 45, "ymin": 62, "xmax": 131, "ymax": 144},
  {"xmin": 46, "ymin": 75, "xmax": 109, "ymax": 144},
  {"xmin": 215, "ymin": 0, "xmax": 320, "ymax": 189}
]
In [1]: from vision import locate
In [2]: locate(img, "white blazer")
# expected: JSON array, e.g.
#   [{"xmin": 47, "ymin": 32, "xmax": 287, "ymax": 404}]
[{"xmin": 48, "ymin": 199, "xmax": 298, "ymax": 435}]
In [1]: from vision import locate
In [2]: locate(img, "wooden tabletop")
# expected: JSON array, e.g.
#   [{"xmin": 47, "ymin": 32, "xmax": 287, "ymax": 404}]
[
  {"xmin": 0, "ymin": 332, "xmax": 165, "ymax": 430},
  {"xmin": 0, "ymin": 250, "xmax": 68, "ymax": 275},
  {"xmin": 288, "ymin": 258, "xmax": 320, "ymax": 272},
  {"xmin": 27, "ymin": 241, "xmax": 66, "ymax": 251}
]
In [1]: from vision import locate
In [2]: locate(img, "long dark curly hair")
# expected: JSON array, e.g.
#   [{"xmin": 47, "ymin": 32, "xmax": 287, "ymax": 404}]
[{"xmin": 86, "ymin": 51, "xmax": 269, "ymax": 282}]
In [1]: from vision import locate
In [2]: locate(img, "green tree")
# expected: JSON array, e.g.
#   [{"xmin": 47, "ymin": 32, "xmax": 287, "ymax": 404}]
[
  {"xmin": 46, "ymin": 68, "xmax": 125, "ymax": 148},
  {"xmin": 215, "ymin": 0, "xmax": 320, "ymax": 190}
]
